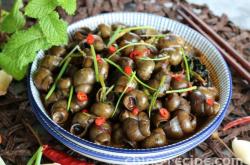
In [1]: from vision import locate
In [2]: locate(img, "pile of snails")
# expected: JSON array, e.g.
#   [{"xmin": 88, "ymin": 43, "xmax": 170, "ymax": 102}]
[{"xmin": 34, "ymin": 23, "xmax": 220, "ymax": 148}]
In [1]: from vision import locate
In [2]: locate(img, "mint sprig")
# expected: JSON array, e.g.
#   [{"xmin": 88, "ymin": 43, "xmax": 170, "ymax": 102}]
[{"xmin": 0, "ymin": 0, "xmax": 77, "ymax": 80}]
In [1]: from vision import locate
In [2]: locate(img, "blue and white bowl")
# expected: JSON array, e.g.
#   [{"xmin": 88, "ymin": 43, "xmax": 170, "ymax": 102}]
[{"xmin": 28, "ymin": 12, "xmax": 232, "ymax": 164}]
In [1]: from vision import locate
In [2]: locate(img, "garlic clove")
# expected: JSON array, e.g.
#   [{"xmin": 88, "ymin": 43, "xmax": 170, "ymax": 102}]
[
  {"xmin": 0, "ymin": 70, "xmax": 13, "ymax": 96},
  {"xmin": 232, "ymin": 137, "xmax": 250, "ymax": 165}
]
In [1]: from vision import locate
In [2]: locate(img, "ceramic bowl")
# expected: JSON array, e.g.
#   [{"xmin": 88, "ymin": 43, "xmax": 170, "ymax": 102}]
[{"xmin": 28, "ymin": 12, "xmax": 232, "ymax": 164}]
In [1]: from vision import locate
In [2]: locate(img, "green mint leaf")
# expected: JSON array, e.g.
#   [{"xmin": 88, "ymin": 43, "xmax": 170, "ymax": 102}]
[
  {"xmin": 0, "ymin": 53, "xmax": 28, "ymax": 80},
  {"xmin": 1, "ymin": 0, "xmax": 25, "ymax": 33},
  {"xmin": 39, "ymin": 11, "xmax": 68, "ymax": 45},
  {"xmin": 25, "ymin": 0, "xmax": 58, "ymax": 18},
  {"xmin": 57, "ymin": 0, "xmax": 76, "ymax": 15},
  {"xmin": 0, "ymin": 25, "xmax": 52, "ymax": 80}
]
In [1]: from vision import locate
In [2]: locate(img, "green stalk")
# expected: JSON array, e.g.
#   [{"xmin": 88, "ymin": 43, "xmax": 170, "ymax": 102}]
[
  {"xmin": 59, "ymin": 45, "xmax": 85, "ymax": 66},
  {"xmin": 90, "ymin": 44, "xmax": 99, "ymax": 82},
  {"xmin": 45, "ymin": 57, "xmax": 71, "ymax": 100},
  {"xmin": 112, "ymin": 72, "xmax": 136, "ymax": 117},
  {"xmin": 108, "ymin": 42, "xmax": 156, "ymax": 60},
  {"xmin": 165, "ymin": 86, "xmax": 197, "ymax": 94},
  {"xmin": 191, "ymin": 71, "xmax": 206, "ymax": 85},
  {"xmin": 108, "ymin": 26, "xmax": 153, "ymax": 46},
  {"xmin": 99, "ymin": 75, "xmax": 106, "ymax": 102},
  {"xmin": 181, "ymin": 48, "xmax": 190, "ymax": 81},
  {"xmin": 35, "ymin": 146, "xmax": 43, "ymax": 165},
  {"xmin": 148, "ymin": 76, "xmax": 166, "ymax": 118},
  {"xmin": 105, "ymin": 85, "xmax": 115, "ymax": 96},
  {"xmin": 140, "ymin": 34, "xmax": 167, "ymax": 38},
  {"xmin": 67, "ymin": 86, "xmax": 74, "ymax": 111},
  {"xmin": 107, "ymin": 26, "xmax": 122, "ymax": 47},
  {"xmin": 27, "ymin": 146, "xmax": 43, "ymax": 165},
  {"xmin": 104, "ymin": 58, "xmax": 156, "ymax": 91},
  {"xmin": 139, "ymin": 55, "xmax": 170, "ymax": 61}
]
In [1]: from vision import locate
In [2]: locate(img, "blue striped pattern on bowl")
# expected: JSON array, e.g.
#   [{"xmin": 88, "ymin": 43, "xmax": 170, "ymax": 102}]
[{"xmin": 28, "ymin": 12, "xmax": 232, "ymax": 164}]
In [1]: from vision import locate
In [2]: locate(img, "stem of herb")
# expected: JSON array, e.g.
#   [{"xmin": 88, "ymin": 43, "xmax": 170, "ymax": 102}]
[
  {"xmin": 35, "ymin": 146, "xmax": 43, "ymax": 165},
  {"xmin": 59, "ymin": 45, "xmax": 85, "ymax": 66},
  {"xmin": 112, "ymin": 72, "xmax": 136, "ymax": 117},
  {"xmin": 99, "ymin": 75, "xmax": 106, "ymax": 102},
  {"xmin": 90, "ymin": 44, "xmax": 99, "ymax": 82},
  {"xmin": 148, "ymin": 76, "xmax": 166, "ymax": 118},
  {"xmin": 27, "ymin": 146, "xmax": 43, "ymax": 165},
  {"xmin": 139, "ymin": 55, "xmax": 170, "ymax": 61},
  {"xmin": 191, "ymin": 71, "xmax": 206, "ymax": 85},
  {"xmin": 105, "ymin": 85, "xmax": 114, "ymax": 96},
  {"xmin": 181, "ymin": 48, "xmax": 190, "ymax": 81},
  {"xmin": 108, "ymin": 42, "xmax": 156, "ymax": 59},
  {"xmin": 108, "ymin": 26, "xmax": 153, "ymax": 46},
  {"xmin": 45, "ymin": 57, "xmax": 71, "ymax": 100},
  {"xmin": 165, "ymin": 86, "xmax": 197, "ymax": 94},
  {"xmin": 104, "ymin": 58, "xmax": 156, "ymax": 91},
  {"xmin": 107, "ymin": 26, "xmax": 122, "ymax": 47},
  {"xmin": 140, "ymin": 34, "xmax": 167, "ymax": 38},
  {"xmin": 67, "ymin": 86, "xmax": 74, "ymax": 111}
]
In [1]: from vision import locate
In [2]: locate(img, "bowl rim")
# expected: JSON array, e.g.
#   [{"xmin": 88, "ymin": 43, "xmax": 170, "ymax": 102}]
[{"xmin": 28, "ymin": 12, "xmax": 232, "ymax": 153}]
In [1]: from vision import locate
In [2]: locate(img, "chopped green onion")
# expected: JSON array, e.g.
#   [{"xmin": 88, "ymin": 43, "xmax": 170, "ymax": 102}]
[
  {"xmin": 27, "ymin": 146, "xmax": 43, "ymax": 165},
  {"xmin": 139, "ymin": 55, "xmax": 170, "ymax": 61},
  {"xmin": 99, "ymin": 75, "xmax": 106, "ymax": 102},
  {"xmin": 181, "ymin": 48, "xmax": 190, "ymax": 82},
  {"xmin": 104, "ymin": 58, "xmax": 156, "ymax": 91},
  {"xmin": 108, "ymin": 42, "xmax": 156, "ymax": 59},
  {"xmin": 35, "ymin": 146, "xmax": 43, "ymax": 165},
  {"xmin": 107, "ymin": 26, "xmax": 122, "ymax": 47},
  {"xmin": 90, "ymin": 44, "xmax": 99, "ymax": 82},
  {"xmin": 148, "ymin": 76, "xmax": 166, "ymax": 118},
  {"xmin": 165, "ymin": 86, "xmax": 197, "ymax": 94},
  {"xmin": 67, "ymin": 86, "xmax": 74, "ymax": 111},
  {"xmin": 105, "ymin": 85, "xmax": 115, "ymax": 96},
  {"xmin": 45, "ymin": 57, "xmax": 71, "ymax": 100},
  {"xmin": 112, "ymin": 72, "xmax": 136, "ymax": 117},
  {"xmin": 59, "ymin": 45, "xmax": 85, "ymax": 66}
]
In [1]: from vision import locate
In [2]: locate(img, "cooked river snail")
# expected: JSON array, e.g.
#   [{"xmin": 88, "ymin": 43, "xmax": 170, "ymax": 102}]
[{"xmin": 34, "ymin": 24, "xmax": 220, "ymax": 149}]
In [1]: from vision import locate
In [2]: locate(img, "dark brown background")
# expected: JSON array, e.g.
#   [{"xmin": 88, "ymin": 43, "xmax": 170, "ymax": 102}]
[{"xmin": 0, "ymin": 0, "xmax": 249, "ymax": 164}]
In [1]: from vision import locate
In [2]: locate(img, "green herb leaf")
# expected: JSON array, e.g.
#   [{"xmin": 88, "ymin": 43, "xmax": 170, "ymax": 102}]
[
  {"xmin": 0, "ymin": 25, "xmax": 51, "ymax": 80},
  {"xmin": 39, "ymin": 11, "xmax": 68, "ymax": 45},
  {"xmin": 0, "ymin": 53, "xmax": 27, "ymax": 80},
  {"xmin": 25, "ymin": 0, "xmax": 58, "ymax": 18},
  {"xmin": 57, "ymin": 0, "xmax": 76, "ymax": 15},
  {"xmin": 27, "ymin": 146, "xmax": 43, "ymax": 165},
  {"xmin": 1, "ymin": 0, "xmax": 25, "ymax": 33}
]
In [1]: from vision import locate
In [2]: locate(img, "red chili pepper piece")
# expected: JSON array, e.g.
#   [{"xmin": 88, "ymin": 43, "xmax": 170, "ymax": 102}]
[
  {"xmin": 77, "ymin": 92, "xmax": 88, "ymax": 102},
  {"xmin": 96, "ymin": 54, "xmax": 103, "ymax": 64},
  {"xmin": 206, "ymin": 98, "xmax": 214, "ymax": 106},
  {"xmin": 109, "ymin": 45, "xmax": 116, "ymax": 53},
  {"xmin": 159, "ymin": 108, "xmax": 170, "ymax": 119},
  {"xmin": 172, "ymin": 73, "xmax": 184, "ymax": 82},
  {"xmin": 42, "ymin": 145, "xmax": 93, "ymax": 165},
  {"xmin": 124, "ymin": 66, "xmax": 132, "ymax": 75},
  {"xmin": 129, "ymin": 50, "xmax": 142, "ymax": 59},
  {"xmin": 86, "ymin": 34, "xmax": 95, "ymax": 45},
  {"xmin": 81, "ymin": 109, "xmax": 89, "ymax": 113},
  {"xmin": 132, "ymin": 107, "xmax": 139, "ymax": 116},
  {"xmin": 95, "ymin": 117, "xmax": 106, "ymax": 126},
  {"xmin": 223, "ymin": 116, "xmax": 250, "ymax": 131}
]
